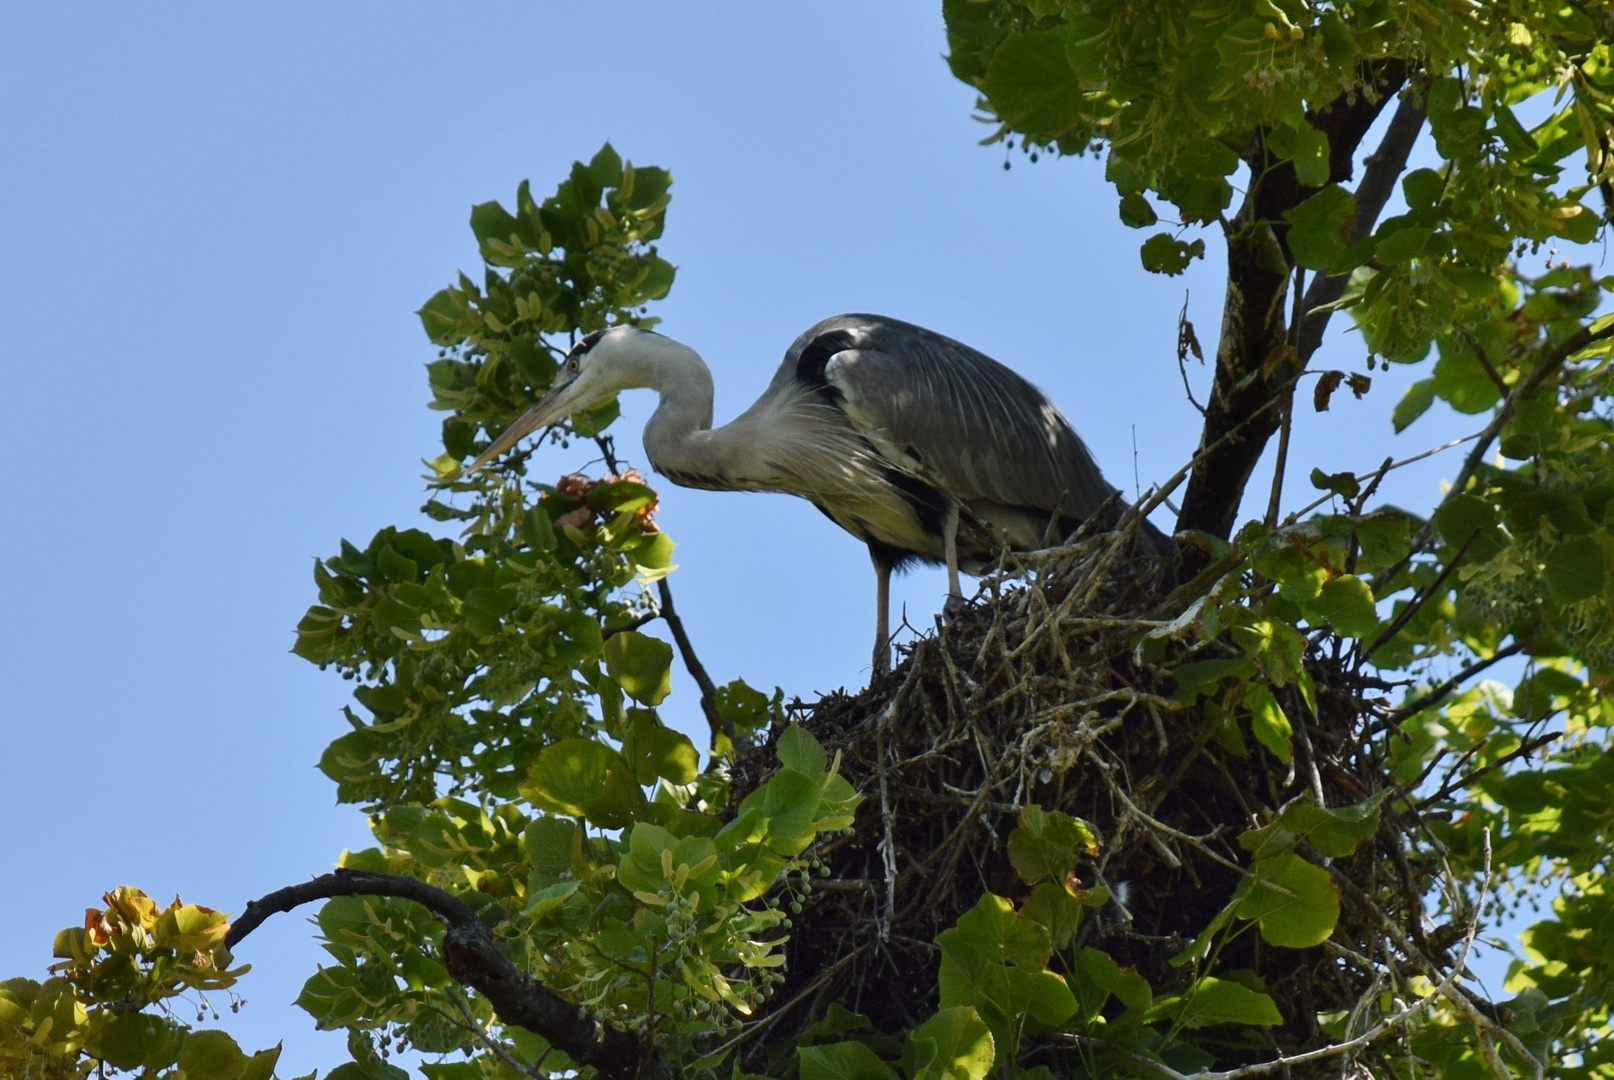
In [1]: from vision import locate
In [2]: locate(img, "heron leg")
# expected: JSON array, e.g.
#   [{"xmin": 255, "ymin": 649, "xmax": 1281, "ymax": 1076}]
[
  {"xmin": 872, "ymin": 550, "xmax": 892, "ymax": 676},
  {"xmin": 943, "ymin": 502, "xmax": 963, "ymax": 604}
]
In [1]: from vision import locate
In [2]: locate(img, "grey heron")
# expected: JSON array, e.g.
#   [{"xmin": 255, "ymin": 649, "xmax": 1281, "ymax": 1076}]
[{"xmin": 470, "ymin": 314, "xmax": 1168, "ymax": 672}]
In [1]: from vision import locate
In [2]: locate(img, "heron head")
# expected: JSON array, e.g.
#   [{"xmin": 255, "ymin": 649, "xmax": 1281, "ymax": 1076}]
[{"xmin": 466, "ymin": 326, "xmax": 654, "ymax": 471}]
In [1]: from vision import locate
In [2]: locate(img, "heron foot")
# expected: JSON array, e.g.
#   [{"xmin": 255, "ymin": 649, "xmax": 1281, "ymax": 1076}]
[{"xmin": 942, "ymin": 593, "xmax": 968, "ymax": 623}]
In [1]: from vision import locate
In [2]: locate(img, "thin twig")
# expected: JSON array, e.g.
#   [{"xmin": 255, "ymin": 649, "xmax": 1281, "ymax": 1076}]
[
  {"xmin": 1280, "ymin": 433, "xmax": 1477, "ymax": 529},
  {"xmin": 656, "ymin": 577, "xmax": 734, "ymax": 746},
  {"xmin": 1375, "ymin": 643, "xmax": 1524, "ymax": 730},
  {"xmin": 1445, "ymin": 319, "xmax": 1614, "ymax": 512},
  {"xmin": 1415, "ymin": 731, "xmax": 1561, "ymax": 809},
  {"xmin": 1265, "ymin": 266, "xmax": 1305, "ymax": 528},
  {"xmin": 1177, "ymin": 292, "xmax": 1207, "ymax": 417},
  {"xmin": 1357, "ymin": 530, "xmax": 1477, "ymax": 661}
]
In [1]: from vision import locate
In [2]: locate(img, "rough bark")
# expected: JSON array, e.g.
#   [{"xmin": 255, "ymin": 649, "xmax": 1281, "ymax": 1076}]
[{"xmin": 1175, "ymin": 61, "xmax": 1411, "ymax": 546}]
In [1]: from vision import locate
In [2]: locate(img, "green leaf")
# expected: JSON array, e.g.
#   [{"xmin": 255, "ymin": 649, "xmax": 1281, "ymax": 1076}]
[
  {"xmin": 743, "ymin": 768, "xmax": 825, "ymax": 856},
  {"xmin": 622, "ymin": 711, "xmax": 700, "ymax": 785},
  {"xmin": 1074, "ymin": 947, "xmax": 1153, "ymax": 1017},
  {"xmin": 715, "ymin": 679, "xmax": 779, "ymax": 734},
  {"xmin": 1283, "ymin": 185, "xmax": 1356, "ymax": 271},
  {"xmin": 1140, "ymin": 232, "xmax": 1206, "ymax": 275},
  {"xmin": 462, "ymin": 586, "xmax": 517, "ymax": 636},
  {"xmin": 520, "ymin": 739, "xmax": 620, "ymax": 816},
  {"xmin": 1244, "ymin": 684, "xmax": 1293, "ymax": 763},
  {"xmin": 1432, "ymin": 494, "xmax": 1505, "ymax": 562},
  {"xmin": 1237, "ymin": 853, "xmax": 1339, "ymax": 947},
  {"xmin": 1402, "ymin": 168, "xmax": 1444, "ymax": 210},
  {"xmin": 1355, "ymin": 511, "xmax": 1416, "ymax": 568},
  {"xmin": 1170, "ymin": 657, "xmax": 1254, "ymax": 702},
  {"xmin": 1392, "ymin": 378, "xmax": 1436, "ymax": 432},
  {"xmin": 1309, "ymin": 467, "xmax": 1359, "ymax": 499},
  {"xmin": 90, "ymin": 1014, "xmax": 185, "ymax": 1071},
  {"xmin": 1543, "ymin": 534, "xmax": 1605, "ymax": 604},
  {"xmin": 586, "ymin": 479, "xmax": 657, "ymax": 513},
  {"xmin": 238, "ymin": 1047, "xmax": 282, "ymax": 1080},
  {"xmin": 1432, "ymin": 338, "xmax": 1503, "ymax": 414},
  {"xmin": 602, "ymin": 630, "xmax": 673, "ymax": 706},
  {"xmin": 1230, "ymin": 618, "xmax": 1305, "ymax": 685},
  {"xmin": 798, "ymin": 1040, "xmax": 897, "ymax": 1080},
  {"xmin": 1267, "ymin": 123, "xmax": 1330, "ymax": 186},
  {"xmin": 1021, "ymin": 882, "xmax": 1084, "ymax": 949},
  {"xmin": 582, "ymin": 761, "xmax": 649, "ymax": 829},
  {"xmin": 617, "ymin": 823, "xmax": 721, "ymax": 897},
  {"xmin": 1375, "ymin": 223, "xmax": 1433, "ymax": 265},
  {"xmin": 1159, "ymin": 977, "xmax": 1283, "ymax": 1028},
  {"xmin": 937, "ymin": 894, "xmax": 1076, "ymax": 1056},
  {"xmin": 982, "ymin": 27, "xmax": 1084, "ymax": 134},
  {"xmin": 1257, "ymin": 545, "xmax": 1328, "ymax": 603},
  {"xmin": 903, "ymin": 1007, "xmax": 995, "ymax": 1080},
  {"xmin": 176, "ymin": 1030, "xmax": 247, "ymax": 1080},
  {"xmin": 777, "ymin": 723, "xmax": 829, "ymax": 776},
  {"xmin": 1311, "ymin": 574, "xmax": 1378, "ymax": 638},
  {"xmin": 1118, "ymin": 191, "xmax": 1158, "ymax": 228},
  {"xmin": 1007, "ymin": 804, "xmax": 1097, "ymax": 885},
  {"xmin": 1240, "ymin": 791, "xmax": 1387, "ymax": 859},
  {"xmin": 327, "ymin": 1060, "xmax": 409, "ymax": 1080}
]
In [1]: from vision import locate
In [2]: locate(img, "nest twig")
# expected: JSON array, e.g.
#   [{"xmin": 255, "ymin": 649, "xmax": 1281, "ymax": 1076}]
[{"xmin": 729, "ymin": 522, "xmax": 1492, "ymax": 1077}]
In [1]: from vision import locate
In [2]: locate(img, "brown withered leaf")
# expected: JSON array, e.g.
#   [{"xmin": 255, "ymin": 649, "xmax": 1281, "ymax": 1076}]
[
  {"xmin": 1314, "ymin": 369, "xmax": 1345, "ymax": 411},
  {"xmin": 1177, "ymin": 310, "xmax": 1203, "ymax": 364}
]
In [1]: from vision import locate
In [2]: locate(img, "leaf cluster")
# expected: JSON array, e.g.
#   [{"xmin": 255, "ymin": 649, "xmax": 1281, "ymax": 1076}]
[{"xmin": 1, "ymin": 888, "xmax": 274, "ymax": 1080}]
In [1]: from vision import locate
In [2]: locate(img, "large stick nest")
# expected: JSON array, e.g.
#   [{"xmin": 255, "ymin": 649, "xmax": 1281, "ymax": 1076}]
[{"xmin": 730, "ymin": 525, "xmax": 1450, "ymax": 1075}]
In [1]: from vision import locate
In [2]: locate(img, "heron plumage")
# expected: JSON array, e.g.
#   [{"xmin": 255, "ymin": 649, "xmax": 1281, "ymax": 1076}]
[{"xmin": 473, "ymin": 315, "xmax": 1165, "ymax": 672}]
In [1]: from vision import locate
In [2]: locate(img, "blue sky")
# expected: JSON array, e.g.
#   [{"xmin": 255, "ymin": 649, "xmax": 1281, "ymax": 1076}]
[{"xmin": 0, "ymin": 4, "xmax": 1507, "ymax": 1074}]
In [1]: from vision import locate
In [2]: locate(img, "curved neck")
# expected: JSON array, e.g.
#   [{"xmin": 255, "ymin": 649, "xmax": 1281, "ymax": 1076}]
[
  {"xmin": 631, "ymin": 338, "xmax": 711, "ymax": 468},
  {"xmin": 628, "ymin": 337, "xmax": 776, "ymax": 491}
]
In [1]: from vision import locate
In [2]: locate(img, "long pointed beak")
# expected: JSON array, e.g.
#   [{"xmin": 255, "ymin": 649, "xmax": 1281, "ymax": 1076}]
[{"xmin": 465, "ymin": 381, "xmax": 575, "ymax": 472}]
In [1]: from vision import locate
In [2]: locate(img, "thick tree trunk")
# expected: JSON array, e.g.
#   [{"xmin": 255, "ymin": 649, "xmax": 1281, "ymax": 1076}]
[{"xmin": 1175, "ymin": 61, "xmax": 1411, "ymax": 545}]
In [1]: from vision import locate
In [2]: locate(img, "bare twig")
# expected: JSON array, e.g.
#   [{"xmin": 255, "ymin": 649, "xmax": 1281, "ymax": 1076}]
[
  {"xmin": 1265, "ymin": 267, "xmax": 1306, "ymax": 529},
  {"xmin": 1416, "ymin": 731, "xmax": 1561, "ymax": 809},
  {"xmin": 656, "ymin": 577, "xmax": 734, "ymax": 746},
  {"xmin": 1280, "ymin": 433, "xmax": 1477, "ymax": 529},
  {"xmin": 1178, "ymin": 292, "xmax": 1208, "ymax": 417},
  {"xmin": 1375, "ymin": 643, "xmax": 1524, "ymax": 730}
]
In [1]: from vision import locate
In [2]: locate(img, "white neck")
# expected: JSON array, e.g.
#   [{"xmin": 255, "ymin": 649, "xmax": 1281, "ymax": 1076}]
[{"xmin": 606, "ymin": 333, "xmax": 774, "ymax": 490}]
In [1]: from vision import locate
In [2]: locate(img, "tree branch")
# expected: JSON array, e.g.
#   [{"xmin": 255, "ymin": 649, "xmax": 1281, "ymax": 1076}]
[
  {"xmin": 1375, "ymin": 643, "xmax": 1524, "ymax": 731},
  {"xmin": 1297, "ymin": 91, "xmax": 1429, "ymax": 362},
  {"xmin": 1416, "ymin": 731, "xmax": 1562, "ymax": 809},
  {"xmin": 1177, "ymin": 60, "xmax": 1410, "ymax": 544},
  {"xmin": 657, "ymin": 577, "xmax": 735, "ymax": 747},
  {"xmin": 589, "ymin": 431, "xmax": 734, "ymax": 748},
  {"xmin": 227, "ymin": 870, "xmax": 666, "ymax": 1080},
  {"xmin": 1446, "ymin": 319, "xmax": 1614, "ymax": 502}
]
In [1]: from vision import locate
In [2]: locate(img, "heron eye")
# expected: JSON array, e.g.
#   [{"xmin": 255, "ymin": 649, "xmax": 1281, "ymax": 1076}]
[{"xmin": 567, "ymin": 358, "xmax": 579, "ymax": 373}]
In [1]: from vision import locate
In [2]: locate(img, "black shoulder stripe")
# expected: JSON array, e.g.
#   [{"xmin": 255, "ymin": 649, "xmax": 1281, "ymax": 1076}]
[{"xmin": 795, "ymin": 329, "xmax": 859, "ymax": 387}]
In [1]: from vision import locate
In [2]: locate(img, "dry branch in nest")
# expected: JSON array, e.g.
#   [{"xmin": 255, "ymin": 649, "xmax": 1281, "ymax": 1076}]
[{"xmin": 730, "ymin": 520, "xmax": 1509, "ymax": 1076}]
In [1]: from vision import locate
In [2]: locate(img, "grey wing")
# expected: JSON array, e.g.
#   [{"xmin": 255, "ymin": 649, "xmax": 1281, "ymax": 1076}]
[{"xmin": 784, "ymin": 314, "xmax": 1118, "ymax": 520}]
